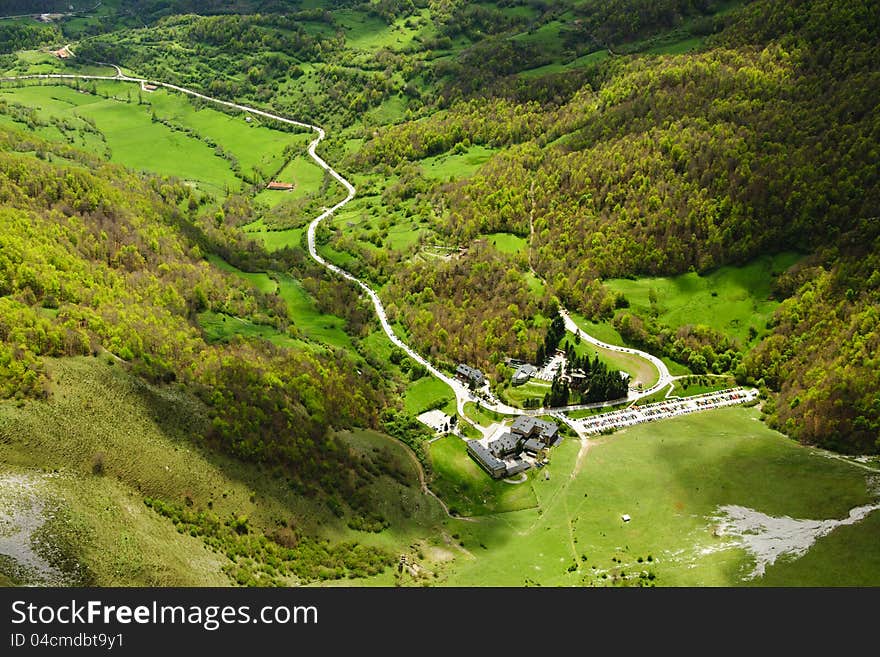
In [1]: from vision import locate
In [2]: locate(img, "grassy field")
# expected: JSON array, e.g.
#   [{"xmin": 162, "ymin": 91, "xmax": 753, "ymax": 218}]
[
  {"xmin": 518, "ymin": 49, "xmax": 610, "ymax": 79},
  {"xmin": 252, "ymin": 150, "xmax": 334, "ymax": 210},
  {"xmin": 428, "ymin": 436, "xmax": 538, "ymax": 517},
  {"xmin": 1, "ymin": 81, "xmax": 310, "ymax": 198},
  {"xmin": 242, "ymin": 224, "xmax": 305, "ymax": 252},
  {"xmin": 482, "ymin": 232, "xmax": 528, "ymax": 254},
  {"xmin": 463, "ymin": 402, "xmax": 513, "ymax": 428},
  {"xmin": 421, "ymin": 145, "xmax": 497, "ymax": 181},
  {"xmin": 143, "ymin": 91, "xmax": 310, "ymax": 178},
  {"xmin": 404, "ymin": 377, "xmax": 455, "ymax": 416},
  {"xmin": 437, "ymin": 406, "xmax": 880, "ymax": 586},
  {"xmin": 198, "ymin": 310, "xmax": 303, "ymax": 350},
  {"xmin": 646, "ymin": 36, "xmax": 704, "ymax": 55},
  {"xmin": 206, "ymin": 254, "xmax": 277, "ymax": 293},
  {"xmin": 276, "ymin": 273, "xmax": 353, "ymax": 349},
  {"xmin": 203, "ymin": 256, "xmax": 352, "ymax": 349},
  {"xmin": 569, "ymin": 313, "xmax": 627, "ymax": 346},
  {"xmin": 504, "ymin": 379, "xmax": 552, "ymax": 408},
  {"xmin": 604, "ymin": 252, "xmax": 802, "ymax": 346},
  {"xmin": 0, "ymin": 357, "xmax": 448, "ymax": 586}
]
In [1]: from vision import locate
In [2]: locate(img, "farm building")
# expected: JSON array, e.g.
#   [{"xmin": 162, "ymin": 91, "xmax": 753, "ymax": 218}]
[{"xmin": 266, "ymin": 181, "xmax": 295, "ymax": 191}]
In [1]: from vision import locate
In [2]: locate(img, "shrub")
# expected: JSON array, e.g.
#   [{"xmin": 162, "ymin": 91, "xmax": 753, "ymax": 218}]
[{"xmin": 90, "ymin": 452, "xmax": 105, "ymax": 476}]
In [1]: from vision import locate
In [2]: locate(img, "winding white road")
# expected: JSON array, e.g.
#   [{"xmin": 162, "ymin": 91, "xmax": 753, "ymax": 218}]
[
  {"xmin": 558, "ymin": 308, "xmax": 673, "ymax": 397},
  {"xmin": 1, "ymin": 71, "xmax": 728, "ymax": 440}
]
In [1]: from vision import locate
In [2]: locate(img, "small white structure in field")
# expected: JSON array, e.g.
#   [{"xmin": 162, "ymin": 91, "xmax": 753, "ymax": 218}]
[{"xmin": 621, "ymin": 514, "xmax": 631, "ymax": 523}]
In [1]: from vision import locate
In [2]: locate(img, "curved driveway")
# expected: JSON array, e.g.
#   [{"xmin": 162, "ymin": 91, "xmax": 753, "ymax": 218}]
[{"xmin": 558, "ymin": 308, "xmax": 673, "ymax": 397}]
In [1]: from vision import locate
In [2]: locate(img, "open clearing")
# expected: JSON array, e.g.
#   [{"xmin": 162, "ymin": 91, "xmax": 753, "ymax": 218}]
[
  {"xmin": 433, "ymin": 406, "xmax": 880, "ymax": 586},
  {"xmin": 604, "ymin": 252, "xmax": 802, "ymax": 346},
  {"xmin": 404, "ymin": 377, "xmax": 455, "ymax": 416},
  {"xmin": 0, "ymin": 82, "xmax": 306, "ymax": 196}
]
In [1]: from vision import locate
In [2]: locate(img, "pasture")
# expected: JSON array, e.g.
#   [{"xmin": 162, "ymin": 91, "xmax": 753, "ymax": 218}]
[
  {"xmin": 404, "ymin": 377, "xmax": 455, "ymax": 416},
  {"xmin": 0, "ymin": 358, "xmax": 446, "ymax": 586},
  {"xmin": 428, "ymin": 436, "xmax": 538, "ymax": 517},
  {"xmin": 203, "ymin": 256, "xmax": 352, "ymax": 349},
  {"xmin": 439, "ymin": 406, "xmax": 880, "ymax": 586},
  {"xmin": 604, "ymin": 252, "xmax": 802, "ymax": 346},
  {"xmin": 420, "ymin": 144, "xmax": 497, "ymax": 181},
  {"xmin": 482, "ymin": 232, "xmax": 527, "ymax": 255},
  {"xmin": 0, "ymin": 81, "xmax": 307, "ymax": 197}
]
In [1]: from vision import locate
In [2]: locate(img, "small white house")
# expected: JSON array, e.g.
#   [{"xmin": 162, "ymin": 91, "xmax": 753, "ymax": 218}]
[{"xmin": 621, "ymin": 514, "xmax": 631, "ymax": 522}]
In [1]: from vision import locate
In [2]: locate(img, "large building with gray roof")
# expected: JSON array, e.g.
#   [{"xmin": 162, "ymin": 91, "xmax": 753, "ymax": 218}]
[{"xmin": 466, "ymin": 415, "xmax": 562, "ymax": 479}]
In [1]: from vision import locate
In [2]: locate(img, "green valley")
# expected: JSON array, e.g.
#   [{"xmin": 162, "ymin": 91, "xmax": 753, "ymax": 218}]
[{"xmin": 0, "ymin": 0, "xmax": 877, "ymax": 591}]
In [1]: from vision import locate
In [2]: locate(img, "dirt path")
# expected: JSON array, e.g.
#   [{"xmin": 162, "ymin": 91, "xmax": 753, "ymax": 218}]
[
  {"xmin": 572, "ymin": 436, "xmax": 600, "ymax": 478},
  {"xmin": 391, "ymin": 437, "xmax": 478, "ymax": 523}
]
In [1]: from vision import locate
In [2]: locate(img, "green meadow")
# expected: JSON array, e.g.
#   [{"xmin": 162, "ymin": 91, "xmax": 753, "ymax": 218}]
[
  {"xmin": 519, "ymin": 49, "xmax": 610, "ymax": 79},
  {"xmin": 404, "ymin": 377, "xmax": 456, "ymax": 416},
  {"xmin": 504, "ymin": 379, "xmax": 552, "ymax": 408},
  {"xmin": 203, "ymin": 255, "xmax": 352, "ymax": 349},
  {"xmin": 605, "ymin": 252, "xmax": 802, "ymax": 346},
  {"xmin": 482, "ymin": 232, "xmax": 528, "ymax": 254},
  {"xmin": 436, "ymin": 407, "xmax": 880, "ymax": 586},
  {"xmin": 276, "ymin": 273, "xmax": 353, "ymax": 349},
  {"xmin": 139, "ymin": 89, "xmax": 311, "ymax": 179},
  {"xmin": 463, "ymin": 402, "xmax": 512, "ymax": 428},
  {"xmin": 200, "ymin": 310, "xmax": 286, "ymax": 345},
  {"xmin": 253, "ymin": 149, "xmax": 333, "ymax": 210},
  {"xmin": 242, "ymin": 223, "xmax": 305, "ymax": 252},
  {"xmin": 206, "ymin": 254, "xmax": 277, "ymax": 293},
  {"xmin": 428, "ymin": 436, "xmax": 538, "ymax": 517},
  {"xmin": 421, "ymin": 145, "xmax": 497, "ymax": 181},
  {"xmin": 0, "ymin": 81, "xmax": 307, "ymax": 197}
]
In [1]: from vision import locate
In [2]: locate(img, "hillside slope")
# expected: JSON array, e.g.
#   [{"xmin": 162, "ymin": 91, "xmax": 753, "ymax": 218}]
[{"xmin": 353, "ymin": 0, "xmax": 879, "ymax": 452}]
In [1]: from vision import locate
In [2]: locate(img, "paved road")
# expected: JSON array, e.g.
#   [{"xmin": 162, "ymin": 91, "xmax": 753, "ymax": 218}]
[
  {"xmin": 558, "ymin": 307, "xmax": 673, "ymax": 398},
  {"xmin": 0, "ymin": 72, "xmax": 749, "ymax": 443}
]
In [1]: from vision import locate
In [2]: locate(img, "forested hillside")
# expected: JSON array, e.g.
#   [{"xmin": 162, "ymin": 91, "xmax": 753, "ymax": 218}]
[
  {"xmin": 341, "ymin": 0, "xmax": 880, "ymax": 452},
  {"xmin": 0, "ymin": 0, "xmax": 878, "ymax": 590},
  {"xmin": 0, "ymin": 124, "xmax": 393, "ymax": 491}
]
